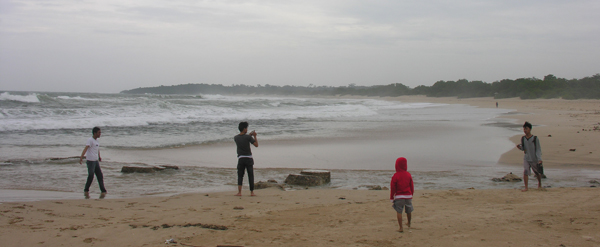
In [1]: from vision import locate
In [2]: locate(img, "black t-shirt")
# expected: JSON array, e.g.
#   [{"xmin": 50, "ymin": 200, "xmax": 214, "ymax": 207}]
[{"xmin": 234, "ymin": 134, "xmax": 255, "ymax": 157}]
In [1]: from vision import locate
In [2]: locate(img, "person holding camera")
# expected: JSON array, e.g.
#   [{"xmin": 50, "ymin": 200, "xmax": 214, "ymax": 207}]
[{"xmin": 234, "ymin": 122, "xmax": 258, "ymax": 196}]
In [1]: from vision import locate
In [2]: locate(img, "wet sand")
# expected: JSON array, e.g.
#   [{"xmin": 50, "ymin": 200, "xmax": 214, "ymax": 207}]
[
  {"xmin": 107, "ymin": 107, "xmax": 516, "ymax": 172},
  {"xmin": 389, "ymin": 96, "xmax": 600, "ymax": 169}
]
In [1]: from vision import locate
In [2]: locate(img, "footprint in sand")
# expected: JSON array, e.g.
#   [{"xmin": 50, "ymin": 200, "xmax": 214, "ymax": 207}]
[
  {"xmin": 83, "ymin": 238, "xmax": 96, "ymax": 243},
  {"xmin": 9, "ymin": 217, "xmax": 24, "ymax": 224}
]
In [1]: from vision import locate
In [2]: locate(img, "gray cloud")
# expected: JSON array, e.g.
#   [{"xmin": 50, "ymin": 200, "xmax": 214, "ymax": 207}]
[{"xmin": 1, "ymin": 0, "xmax": 599, "ymax": 93}]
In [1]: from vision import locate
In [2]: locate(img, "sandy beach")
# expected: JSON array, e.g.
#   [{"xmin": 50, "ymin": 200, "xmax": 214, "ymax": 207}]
[
  {"xmin": 1, "ymin": 96, "xmax": 599, "ymax": 246},
  {"xmin": 1, "ymin": 187, "xmax": 599, "ymax": 247}
]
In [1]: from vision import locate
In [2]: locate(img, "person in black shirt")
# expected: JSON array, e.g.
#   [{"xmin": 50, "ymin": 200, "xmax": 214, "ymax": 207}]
[{"xmin": 234, "ymin": 122, "xmax": 259, "ymax": 196}]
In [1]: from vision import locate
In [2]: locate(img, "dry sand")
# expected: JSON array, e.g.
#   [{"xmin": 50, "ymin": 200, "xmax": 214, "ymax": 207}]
[
  {"xmin": 1, "ymin": 187, "xmax": 599, "ymax": 247},
  {"xmin": 1, "ymin": 96, "xmax": 599, "ymax": 247}
]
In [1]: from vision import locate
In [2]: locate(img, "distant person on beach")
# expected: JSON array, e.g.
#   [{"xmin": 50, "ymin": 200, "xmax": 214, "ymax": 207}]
[
  {"xmin": 390, "ymin": 157, "xmax": 414, "ymax": 232},
  {"xmin": 496, "ymin": 102, "xmax": 498, "ymax": 108},
  {"xmin": 516, "ymin": 121, "xmax": 542, "ymax": 192},
  {"xmin": 234, "ymin": 122, "xmax": 258, "ymax": 196},
  {"xmin": 79, "ymin": 127, "xmax": 107, "ymax": 198}
]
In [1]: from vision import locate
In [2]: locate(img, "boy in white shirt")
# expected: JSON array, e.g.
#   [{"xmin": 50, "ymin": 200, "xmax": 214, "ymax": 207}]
[{"xmin": 79, "ymin": 127, "xmax": 107, "ymax": 198}]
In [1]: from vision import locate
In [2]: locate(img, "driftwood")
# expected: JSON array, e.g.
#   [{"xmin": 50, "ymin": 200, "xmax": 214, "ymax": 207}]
[
  {"xmin": 121, "ymin": 165, "xmax": 179, "ymax": 173},
  {"xmin": 130, "ymin": 222, "xmax": 227, "ymax": 230}
]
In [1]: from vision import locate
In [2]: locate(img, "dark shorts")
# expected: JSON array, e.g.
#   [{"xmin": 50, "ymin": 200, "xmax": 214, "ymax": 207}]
[{"xmin": 392, "ymin": 199, "xmax": 414, "ymax": 214}]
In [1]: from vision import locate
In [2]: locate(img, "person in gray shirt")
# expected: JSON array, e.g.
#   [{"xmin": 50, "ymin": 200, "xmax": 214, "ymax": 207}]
[
  {"xmin": 516, "ymin": 121, "xmax": 542, "ymax": 192},
  {"xmin": 234, "ymin": 122, "xmax": 258, "ymax": 196}
]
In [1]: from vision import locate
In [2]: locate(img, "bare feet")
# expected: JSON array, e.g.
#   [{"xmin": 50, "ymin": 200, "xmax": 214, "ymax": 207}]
[
  {"xmin": 99, "ymin": 192, "xmax": 107, "ymax": 199},
  {"xmin": 406, "ymin": 222, "xmax": 411, "ymax": 228},
  {"xmin": 521, "ymin": 188, "xmax": 528, "ymax": 192},
  {"xmin": 84, "ymin": 192, "xmax": 90, "ymax": 199},
  {"xmin": 398, "ymin": 228, "xmax": 404, "ymax": 233},
  {"xmin": 251, "ymin": 192, "xmax": 256, "ymax": 196},
  {"xmin": 235, "ymin": 193, "xmax": 242, "ymax": 196}
]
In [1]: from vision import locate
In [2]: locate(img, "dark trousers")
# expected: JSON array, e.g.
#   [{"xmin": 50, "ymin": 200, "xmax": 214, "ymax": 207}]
[
  {"xmin": 84, "ymin": 161, "xmax": 107, "ymax": 193},
  {"xmin": 237, "ymin": 158, "xmax": 254, "ymax": 191}
]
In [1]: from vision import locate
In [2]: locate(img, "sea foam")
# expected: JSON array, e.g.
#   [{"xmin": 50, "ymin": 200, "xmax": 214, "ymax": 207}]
[{"xmin": 0, "ymin": 92, "xmax": 40, "ymax": 103}]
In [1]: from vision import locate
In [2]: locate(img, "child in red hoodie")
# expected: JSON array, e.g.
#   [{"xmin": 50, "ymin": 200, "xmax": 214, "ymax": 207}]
[{"xmin": 390, "ymin": 157, "xmax": 414, "ymax": 232}]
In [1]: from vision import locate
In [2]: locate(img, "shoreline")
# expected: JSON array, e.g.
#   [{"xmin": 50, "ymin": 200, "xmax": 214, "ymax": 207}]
[
  {"xmin": 387, "ymin": 96, "xmax": 600, "ymax": 169},
  {"xmin": 2, "ymin": 96, "xmax": 598, "ymax": 202},
  {"xmin": 232, "ymin": 94, "xmax": 600, "ymax": 169}
]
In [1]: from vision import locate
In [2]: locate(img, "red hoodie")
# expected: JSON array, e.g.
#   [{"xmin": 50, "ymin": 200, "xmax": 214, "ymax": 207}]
[{"xmin": 390, "ymin": 157, "xmax": 414, "ymax": 201}]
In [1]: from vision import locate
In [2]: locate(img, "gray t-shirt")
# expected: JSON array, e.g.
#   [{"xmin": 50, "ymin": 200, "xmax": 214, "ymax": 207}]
[
  {"xmin": 520, "ymin": 135, "xmax": 542, "ymax": 162},
  {"xmin": 234, "ymin": 134, "xmax": 255, "ymax": 157}
]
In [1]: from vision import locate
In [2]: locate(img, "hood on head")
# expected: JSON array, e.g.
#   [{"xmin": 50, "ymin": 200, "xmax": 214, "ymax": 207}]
[{"xmin": 395, "ymin": 157, "xmax": 407, "ymax": 172}]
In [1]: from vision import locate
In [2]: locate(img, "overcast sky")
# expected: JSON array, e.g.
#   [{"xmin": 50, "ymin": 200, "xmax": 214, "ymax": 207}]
[{"xmin": 1, "ymin": 0, "xmax": 599, "ymax": 93}]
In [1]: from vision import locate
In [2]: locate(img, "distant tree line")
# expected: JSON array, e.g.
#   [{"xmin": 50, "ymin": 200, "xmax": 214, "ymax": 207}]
[{"xmin": 120, "ymin": 74, "xmax": 600, "ymax": 99}]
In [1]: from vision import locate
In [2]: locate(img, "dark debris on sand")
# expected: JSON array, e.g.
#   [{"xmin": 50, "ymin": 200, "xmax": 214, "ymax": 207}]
[{"xmin": 129, "ymin": 223, "xmax": 228, "ymax": 230}]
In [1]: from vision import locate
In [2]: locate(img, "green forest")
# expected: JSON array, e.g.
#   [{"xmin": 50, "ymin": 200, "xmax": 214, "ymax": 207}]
[{"xmin": 121, "ymin": 74, "xmax": 600, "ymax": 99}]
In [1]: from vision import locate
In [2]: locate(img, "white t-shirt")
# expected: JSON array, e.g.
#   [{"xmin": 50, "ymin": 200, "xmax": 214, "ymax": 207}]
[{"xmin": 85, "ymin": 137, "xmax": 100, "ymax": 161}]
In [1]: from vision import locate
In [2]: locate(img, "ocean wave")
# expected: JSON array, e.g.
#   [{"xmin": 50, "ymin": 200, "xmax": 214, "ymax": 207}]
[
  {"xmin": 0, "ymin": 93, "xmax": 512, "ymax": 152},
  {"xmin": 1, "ymin": 95, "xmax": 418, "ymax": 132},
  {"xmin": 0, "ymin": 92, "xmax": 40, "ymax": 103},
  {"xmin": 56, "ymin": 96, "xmax": 96, "ymax": 101}
]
